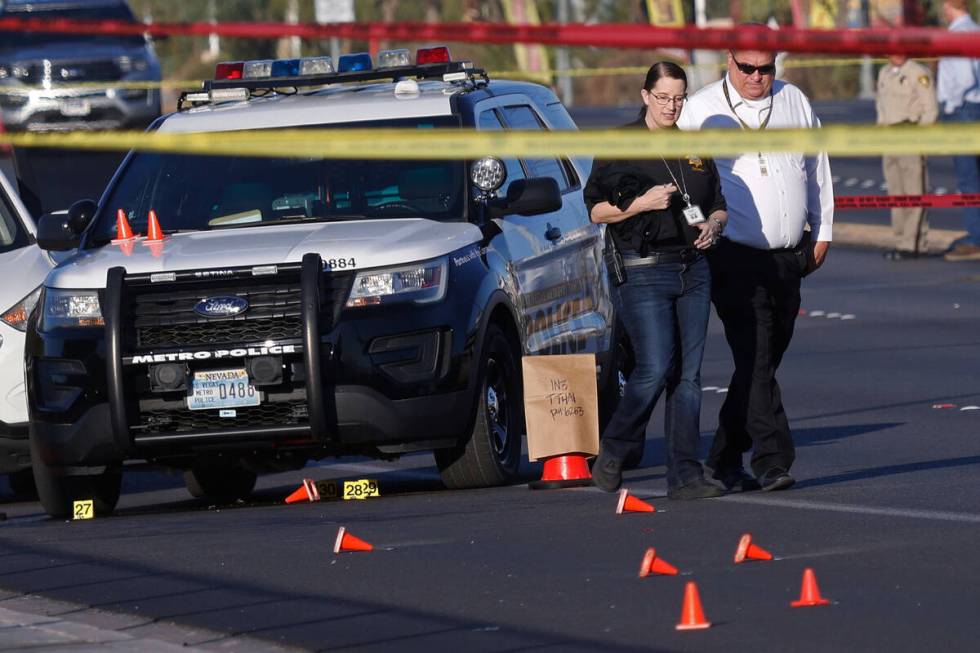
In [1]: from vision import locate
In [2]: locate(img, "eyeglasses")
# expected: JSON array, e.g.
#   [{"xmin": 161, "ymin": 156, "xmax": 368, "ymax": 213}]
[
  {"xmin": 730, "ymin": 53, "xmax": 776, "ymax": 76},
  {"xmin": 649, "ymin": 92, "xmax": 687, "ymax": 106}
]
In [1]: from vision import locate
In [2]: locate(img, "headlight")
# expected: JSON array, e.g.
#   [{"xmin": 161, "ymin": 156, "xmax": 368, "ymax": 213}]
[
  {"xmin": 346, "ymin": 258, "xmax": 447, "ymax": 307},
  {"xmin": 42, "ymin": 288, "xmax": 104, "ymax": 329},
  {"xmin": 1, "ymin": 286, "xmax": 42, "ymax": 331}
]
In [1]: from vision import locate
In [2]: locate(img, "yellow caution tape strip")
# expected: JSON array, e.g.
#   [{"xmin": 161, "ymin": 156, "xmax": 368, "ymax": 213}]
[
  {"xmin": 2, "ymin": 124, "xmax": 977, "ymax": 159},
  {"xmin": 0, "ymin": 56, "xmax": 940, "ymax": 94}
]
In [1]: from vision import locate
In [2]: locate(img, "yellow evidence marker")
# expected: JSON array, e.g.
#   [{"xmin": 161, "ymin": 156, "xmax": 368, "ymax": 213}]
[
  {"xmin": 72, "ymin": 500, "xmax": 95, "ymax": 520},
  {"xmin": 342, "ymin": 479, "xmax": 380, "ymax": 500}
]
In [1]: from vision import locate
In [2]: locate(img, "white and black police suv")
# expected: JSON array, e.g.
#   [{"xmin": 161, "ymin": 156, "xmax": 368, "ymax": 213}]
[{"xmin": 26, "ymin": 47, "xmax": 625, "ymax": 517}]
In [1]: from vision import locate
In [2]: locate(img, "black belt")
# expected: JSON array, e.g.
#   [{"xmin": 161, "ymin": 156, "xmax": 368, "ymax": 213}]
[{"xmin": 622, "ymin": 249, "xmax": 702, "ymax": 267}]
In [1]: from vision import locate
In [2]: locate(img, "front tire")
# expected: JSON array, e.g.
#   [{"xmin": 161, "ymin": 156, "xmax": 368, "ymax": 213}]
[
  {"xmin": 435, "ymin": 323, "xmax": 523, "ymax": 489},
  {"xmin": 30, "ymin": 432, "xmax": 121, "ymax": 518},
  {"xmin": 7, "ymin": 469, "xmax": 37, "ymax": 500}
]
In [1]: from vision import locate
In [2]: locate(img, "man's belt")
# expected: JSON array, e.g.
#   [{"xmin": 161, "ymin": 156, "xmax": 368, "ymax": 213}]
[{"xmin": 622, "ymin": 249, "xmax": 702, "ymax": 267}]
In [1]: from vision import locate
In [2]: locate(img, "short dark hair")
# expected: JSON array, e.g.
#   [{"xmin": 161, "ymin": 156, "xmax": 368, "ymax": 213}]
[{"xmin": 638, "ymin": 61, "xmax": 687, "ymax": 119}]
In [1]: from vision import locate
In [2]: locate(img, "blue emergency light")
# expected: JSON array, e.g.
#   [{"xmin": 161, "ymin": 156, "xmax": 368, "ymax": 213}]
[{"xmin": 337, "ymin": 53, "xmax": 373, "ymax": 73}]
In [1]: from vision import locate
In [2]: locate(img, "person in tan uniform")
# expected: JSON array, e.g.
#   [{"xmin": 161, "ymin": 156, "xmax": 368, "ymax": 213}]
[{"xmin": 876, "ymin": 55, "xmax": 939, "ymax": 260}]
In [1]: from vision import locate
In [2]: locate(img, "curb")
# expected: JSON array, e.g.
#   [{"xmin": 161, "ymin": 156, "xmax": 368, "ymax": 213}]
[{"xmin": 833, "ymin": 221, "xmax": 964, "ymax": 253}]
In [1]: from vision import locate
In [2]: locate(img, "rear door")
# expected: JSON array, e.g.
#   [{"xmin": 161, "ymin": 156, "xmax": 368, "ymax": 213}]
[{"xmin": 475, "ymin": 96, "xmax": 610, "ymax": 357}]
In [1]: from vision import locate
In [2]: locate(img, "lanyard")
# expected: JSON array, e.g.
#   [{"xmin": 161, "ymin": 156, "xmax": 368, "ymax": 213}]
[
  {"xmin": 659, "ymin": 157, "xmax": 691, "ymax": 207},
  {"xmin": 722, "ymin": 79, "xmax": 773, "ymax": 131},
  {"xmin": 723, "ymin": 79, "xmax": 774, "ymax": 175}
]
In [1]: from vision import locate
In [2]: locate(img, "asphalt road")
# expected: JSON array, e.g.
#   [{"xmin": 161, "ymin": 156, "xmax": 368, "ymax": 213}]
[{"xmin": 1, "ymin": 246, "xmax": 978, "ymax": 651}]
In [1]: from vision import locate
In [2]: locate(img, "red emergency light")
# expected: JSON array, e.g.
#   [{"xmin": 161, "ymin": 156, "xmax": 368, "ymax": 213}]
[
  {"xmin": 416, "ymin": 46, "xmax": 451, "ymax": 65},
  {"xmin": 214, "ymin": 61, "xmax": 244, "ymax": 80}
]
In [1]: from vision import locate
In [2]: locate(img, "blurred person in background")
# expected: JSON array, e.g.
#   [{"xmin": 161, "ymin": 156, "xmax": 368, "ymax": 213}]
[
  {"xmin": 938, "ymin": 0, "xmax": 980, "ymax": 262},
  {"xmin": 876, "ymin": 54, "xmax": 938, "ymax": 260},
  {"xmin": 677, "ymin": 26, "xmax": 834, "ymax": 493}
]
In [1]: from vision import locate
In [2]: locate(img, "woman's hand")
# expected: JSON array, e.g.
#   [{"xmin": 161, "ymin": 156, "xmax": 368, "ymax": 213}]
[
  {"xmin": 693, "ymin": 217, "xmax": 722, "ymax": 250},
  {"xmin": 632, "ymin": 184, "xmax": 677, "ymax": 212}
]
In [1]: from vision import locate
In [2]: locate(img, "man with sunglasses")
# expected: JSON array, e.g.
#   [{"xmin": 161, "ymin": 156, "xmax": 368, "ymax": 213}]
[{"xmin": 677, "ymin": 31, "xmax": 834, "ymax": 493}]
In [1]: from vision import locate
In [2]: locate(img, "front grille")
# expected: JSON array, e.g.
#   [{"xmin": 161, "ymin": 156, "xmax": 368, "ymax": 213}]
[
  {"xmin": 123, "ymin": 270, "xmax": 353, "ymax": 350},
  {"xmin": 24, "ymin": 60, "xmax": 124, "ymax": 85},
  {"xmin": 131, "ymin": 282, "xmax": 304, "ymax": 349},
  {"xmin": 135, "ymin": 400, "xmax": 309, "ymax": 434},
  {"xmin": 139, "ymin": 316, "xmax": 305, "ymax": 348}
]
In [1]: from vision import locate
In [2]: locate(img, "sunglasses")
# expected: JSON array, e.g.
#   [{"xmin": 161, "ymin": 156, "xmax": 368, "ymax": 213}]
[{"xmin": 731, "ymin": 53, "xmax": 776, "ymax": 76}]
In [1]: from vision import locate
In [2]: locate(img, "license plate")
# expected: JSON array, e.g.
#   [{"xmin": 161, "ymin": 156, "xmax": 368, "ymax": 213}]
[
  {"xmin": 60, "ymin": 98, "xmax": 91, "ymax": 117},
  {"xmin": 186, "ymin": 369, "xmax": 260, "ymax": 411}
]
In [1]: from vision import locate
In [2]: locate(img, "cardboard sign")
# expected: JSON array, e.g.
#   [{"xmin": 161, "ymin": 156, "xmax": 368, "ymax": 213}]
[{"xmin": 522, "ymin": 353, "xmax": 600, "ymax": 461}]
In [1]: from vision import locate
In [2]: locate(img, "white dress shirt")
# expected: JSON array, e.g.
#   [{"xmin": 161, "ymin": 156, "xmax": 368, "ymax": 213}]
[
  {"xmin": 677, "ymin": 75, "xmax": 834, "ymax": 250},
  {"xmin": 937, "ymin": 14, "xmax": 980, "ymax": 114}
]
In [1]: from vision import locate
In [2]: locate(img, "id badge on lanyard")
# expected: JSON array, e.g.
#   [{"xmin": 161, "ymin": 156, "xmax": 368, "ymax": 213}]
[{"xmin": 682, "ymin": 203, "xmax": 706, "ymax": 225}]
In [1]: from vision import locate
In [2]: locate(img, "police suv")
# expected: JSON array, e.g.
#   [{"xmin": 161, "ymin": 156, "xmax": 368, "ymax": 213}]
[{"xmin": 27, "ymin": 48, "xmax": 623, "ymax": 517}]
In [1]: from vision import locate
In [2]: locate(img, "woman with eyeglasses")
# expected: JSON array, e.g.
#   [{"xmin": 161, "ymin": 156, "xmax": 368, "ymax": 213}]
[{"xmin": 584, "ymin": 61, "xmax": 728, "ymax": 500}]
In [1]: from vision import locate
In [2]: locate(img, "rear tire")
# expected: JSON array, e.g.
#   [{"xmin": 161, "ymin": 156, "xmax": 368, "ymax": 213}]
[
  {"xmin": 30, "ymin": 432, "xmax": 121, "ymax": 519},
  {"xmin": 435, "ymin": 323, "xmax": 523, "ymax": 489},
  {"xmin": 184, "ymin": 462, "xmax": 257, "ymax": 503}
]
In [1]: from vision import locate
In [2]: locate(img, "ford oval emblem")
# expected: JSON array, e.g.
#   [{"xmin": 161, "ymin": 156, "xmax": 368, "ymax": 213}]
[{"xmin": 194, "ymin": 296, "xmax": 249, "ymax": 318}]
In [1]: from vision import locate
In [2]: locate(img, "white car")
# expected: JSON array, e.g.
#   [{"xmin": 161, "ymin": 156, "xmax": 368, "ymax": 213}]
[{"xmin": 0, "ymin": 167, "xmax": 52, "ymax": 494}]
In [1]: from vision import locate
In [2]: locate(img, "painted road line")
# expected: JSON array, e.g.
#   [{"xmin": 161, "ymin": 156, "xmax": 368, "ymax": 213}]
[{"xmin": 720, "ymin": 494, "xmax": 980, "ymax": 524}]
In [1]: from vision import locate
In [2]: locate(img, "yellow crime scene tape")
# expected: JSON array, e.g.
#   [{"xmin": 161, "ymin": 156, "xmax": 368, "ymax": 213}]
[
  {"xmin": 0, "ymin": 57, "xmax": 940, "ymax": 94},
  {"xmin": 1, "ymin": 123, "xmax": 979, "ymax": 159}
]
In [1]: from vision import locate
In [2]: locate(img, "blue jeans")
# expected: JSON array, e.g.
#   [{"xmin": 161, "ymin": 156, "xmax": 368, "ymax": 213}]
[
  {"xmin": 943, "ymin": 102, "xmax": 980, "ymax": 245},
  {"xmin": 601, "ymin": 256, "xmax": 711, "ymax": 489}
]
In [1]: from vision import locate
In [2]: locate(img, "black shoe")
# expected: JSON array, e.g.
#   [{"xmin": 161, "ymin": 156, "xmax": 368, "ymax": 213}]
[
  {"xmin": 710, "ymin": 467, "xmax": 761, "ymax": 492},
  {"xmin": 667, "ymin": 477, "xmax": 725, "ymax": 500},
  {"xmin": 759, "ymin": 468, "xmax": 795, "ymax": 492},
  {"xmin": 591, "ymin": 447, "xmax": 623, "ymax": 493},
  {"xmin": 883, "ymin": 249, "xmax": 917, "ymax": 261}
]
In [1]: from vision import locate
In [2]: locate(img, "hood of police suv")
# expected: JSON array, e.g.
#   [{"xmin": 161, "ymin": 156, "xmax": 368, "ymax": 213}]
[{"xmin": 45, "ymin": 218, "xmax": 483, "ymax": 289}]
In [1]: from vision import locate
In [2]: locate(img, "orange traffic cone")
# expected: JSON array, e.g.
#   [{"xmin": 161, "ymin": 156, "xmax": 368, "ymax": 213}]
[
  {"xmin": 284, "ymin": 478, "xmax": 318, "ymax": 504},
  {"xmin": 734, "ymin": 533, "xmax": 774, "ymax": 563},
  {"xmin": 675, "ymin": 581, "xmax": 711, "ymax": 630},
  {"xmin": 144, "ymin": 209, "xmax": 164, "ymax": 242},
  {"xmin": 528, "ymin": 454, "xmax": 592, "ymax": 490},
  {"xmin": 113, "ymin": 209, "xmax": 136, "ymax": 241},
  {"xmin": 616, "ymin": 488, "xmax": 655, "ymax": 514},
  {"xmin": 333, "ymin": 526, "xmax": 373, "ymax": 553},
  {"xmin": 791, "ymin": 568, "xmax": 831, "ymax": 607},
  {"xmin": 638, "ymin": 547, "xmax": 678, "ymax": 577}
]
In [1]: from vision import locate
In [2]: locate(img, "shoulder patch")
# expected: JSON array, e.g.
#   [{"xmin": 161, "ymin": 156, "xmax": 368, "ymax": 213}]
[{"xmin": 918, "ymin": 75, "xmax": 931, "ymax": 88}]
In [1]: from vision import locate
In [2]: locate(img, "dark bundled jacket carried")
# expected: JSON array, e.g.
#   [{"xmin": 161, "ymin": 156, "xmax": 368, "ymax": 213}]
[{"xmin": 585, "ymin": 162, "xmax": 659, "ymax": 257}]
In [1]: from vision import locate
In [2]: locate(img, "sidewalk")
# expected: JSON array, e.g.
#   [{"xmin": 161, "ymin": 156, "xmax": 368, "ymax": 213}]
[
  {"xmin": 0, "ymin": 594, "xmax": 298, "ymax": 652},
  {"xmin": 833, "ymin": 221, "xmax": 964, "ymax": 253}
]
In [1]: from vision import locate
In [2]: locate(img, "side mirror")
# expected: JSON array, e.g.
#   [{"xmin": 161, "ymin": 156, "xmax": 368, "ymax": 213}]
[
  {"xmin": 489, "ymin": 177, "xmax": 562, "ymax": 218},
  {"xmin": 36, "ymin": 199, "xmax": 96, "ymax": 251}
]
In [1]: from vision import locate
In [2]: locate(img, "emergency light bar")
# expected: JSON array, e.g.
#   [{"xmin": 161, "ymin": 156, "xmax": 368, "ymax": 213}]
[{"xmin": 204, "ymin": 47, "xmax": 480, "ymax": 93}]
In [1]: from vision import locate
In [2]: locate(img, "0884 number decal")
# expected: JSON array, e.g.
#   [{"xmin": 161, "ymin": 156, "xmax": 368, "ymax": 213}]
[{"xmin": 324, "ymin": 257, "xmax": 356, "ymax": 270}]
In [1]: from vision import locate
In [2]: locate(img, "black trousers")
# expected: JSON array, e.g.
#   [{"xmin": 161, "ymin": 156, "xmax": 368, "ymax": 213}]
[{"xmin": 706, "ymin": 237, "xmax": 809, "ymax": 478}]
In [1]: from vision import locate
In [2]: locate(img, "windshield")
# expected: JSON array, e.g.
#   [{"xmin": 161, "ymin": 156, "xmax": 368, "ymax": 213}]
[
  {"xmin": 91, "ymin": 117, "xmax": 466, "ymax": 243},
  {"xmin": 0, "ymin": 1, "xmax": 145, "ymax": 50}
]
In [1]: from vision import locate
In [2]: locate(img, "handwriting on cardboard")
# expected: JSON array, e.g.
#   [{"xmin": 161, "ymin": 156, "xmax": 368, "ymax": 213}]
[{"xmin": 523, "ymin": 354, "xmax": 599, "ymax": 461}]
